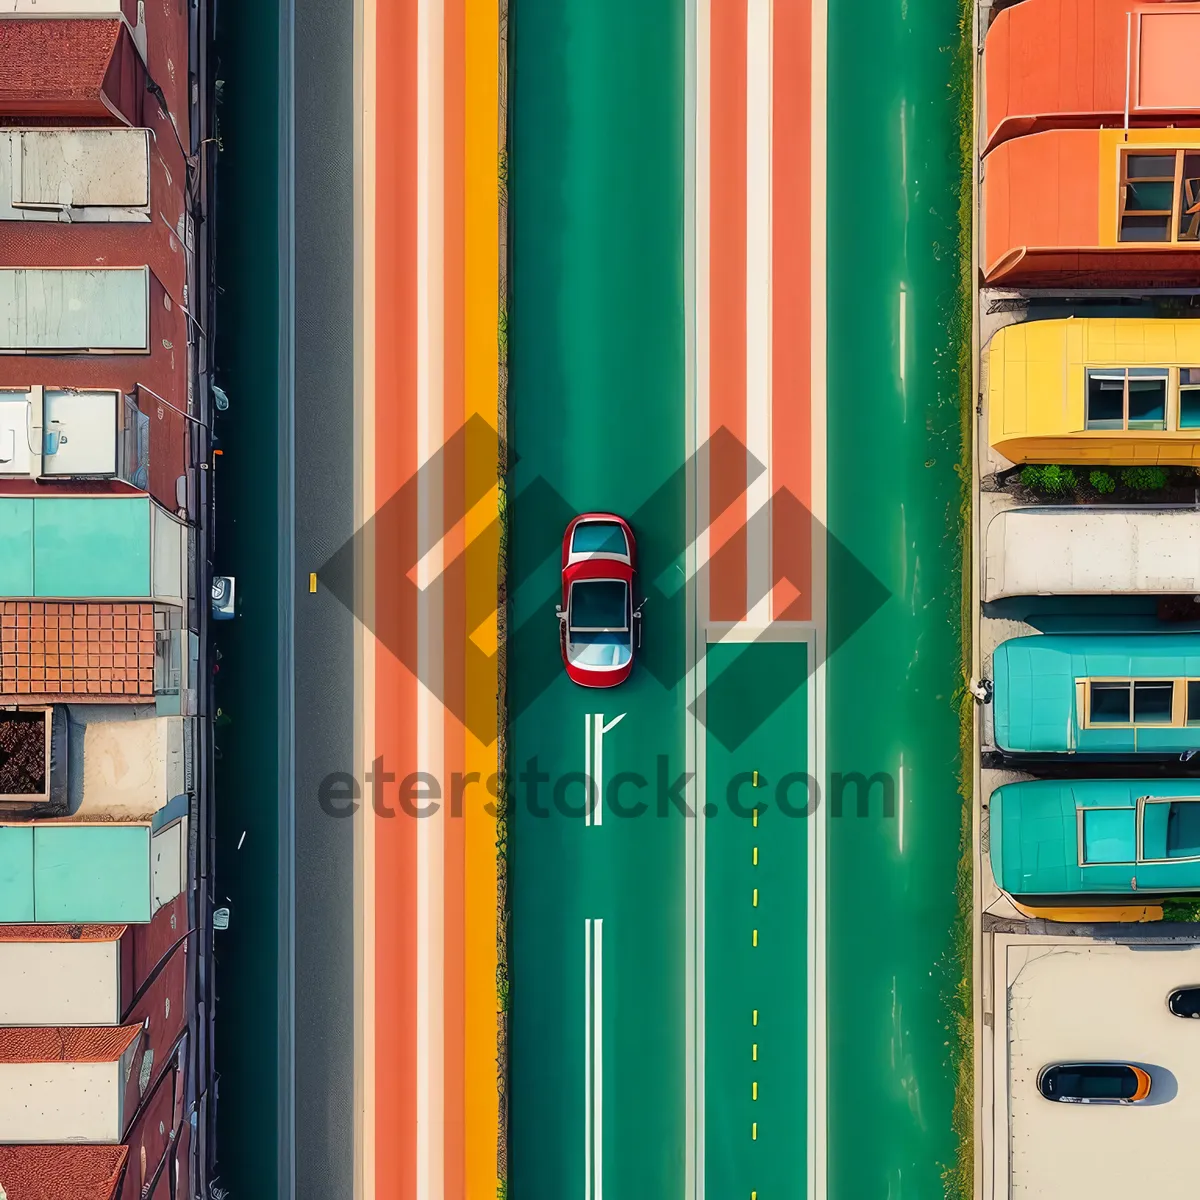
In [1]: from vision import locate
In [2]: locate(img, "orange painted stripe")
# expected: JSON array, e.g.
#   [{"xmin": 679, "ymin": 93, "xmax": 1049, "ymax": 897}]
[
  {"xmin": 710, "ymin": 0, "xmax": 748, "ymax": 622},
  {"xmin": 461, "ymin": 1, "xmax": 501, "ymax": 1192},
  {"xmin": 375, "ymin": 1, "xmax": 419, "ymax": 1197},
  {"xmin": 442, "ymin": 0, "xmax": 467, "ymax": 1193},
  {"xmin": 772, "ymin": 0, "xmax": 812, "ymax": 621}
]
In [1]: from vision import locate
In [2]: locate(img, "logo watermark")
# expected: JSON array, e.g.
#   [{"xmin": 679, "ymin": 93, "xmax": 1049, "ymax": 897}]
[
  {"xmin": 318, "ymin": 416, "xmax": 891, "ymax": 752},
  {"xmin": 317, "ymin": 760, "xmax": 897, "ymax": 821}
]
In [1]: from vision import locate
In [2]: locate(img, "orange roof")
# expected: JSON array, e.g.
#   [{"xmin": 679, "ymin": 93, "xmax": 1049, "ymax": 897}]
[
  {"xmin": 983, "ymin": 128, "xmax": 1100, "ymax": 278},
  {"xmin": 982, "ymin": 126, "xmax": 1200, "ymax": 285},
  {"xmin": 984, "ymin": 0, "xmax": 1200, "ymax": 152},
  {"xmin": 0, "ymin": 1025, "xmax": 140, "ymax": 1064},
  {"xmin": 0, "ymin": 1145, "xmax": 126, "ymax": 1200},
  {"xmin": 0, "ymin": 924, "xmax": 125, "ymax": 943},
  {"xmin": 1, "ymin": 602, "xmax": 156, "ymax": 703}
]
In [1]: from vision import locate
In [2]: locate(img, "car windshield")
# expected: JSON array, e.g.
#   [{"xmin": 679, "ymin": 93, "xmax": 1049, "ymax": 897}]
[
  {"xmin": 569, "ymin": 580, "xmax": 629, "ymax": 633},
  {"xmin": 571, "ymin": 521, "xmax": 628, "ymax": 558},
  {"xmin": 1047, "ymin": 1065, "xmax": 1136, "ymax": 1100}
]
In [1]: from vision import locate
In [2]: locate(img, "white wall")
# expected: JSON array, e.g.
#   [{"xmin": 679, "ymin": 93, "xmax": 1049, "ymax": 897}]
[{"xmin": 0, "ymin": 941, "xmax": 120, "ymax": 1025}]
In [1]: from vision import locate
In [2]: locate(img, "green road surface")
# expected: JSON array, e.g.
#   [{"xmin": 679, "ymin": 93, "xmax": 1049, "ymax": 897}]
[
  {"xmin": 705, "ymin": 640, "xmax": 808, "ymax": 1198},
  {"xmin": 508, "ymin": 3, "xmax": 687, "ymax": 1198},
  {"xmin": 827, "ymin": 0, "xmax": 966, "ymax": 1197}
]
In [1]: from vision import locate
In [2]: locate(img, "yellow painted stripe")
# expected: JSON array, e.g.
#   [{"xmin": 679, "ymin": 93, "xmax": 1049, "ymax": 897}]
[{"xmin": 463, "ymin": 0, "xmax": 501, "ymax": 1193}]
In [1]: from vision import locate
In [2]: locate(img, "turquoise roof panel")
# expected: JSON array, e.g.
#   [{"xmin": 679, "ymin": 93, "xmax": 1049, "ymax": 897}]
[
  {"xmin": 0, "ymin": 499, "xmax": 33, "ymax": 596},
  {"xmin": 993, "ymin": 633, "xmax": 1200, "ymax": 754},
  {"xmin": 0, "ymin": 826, "xmax": 34, "ymax": 922},
  {"xmin": 30, "ymin": 825, "xmax": 151, "ymax": 922},
  {"xmin": 990, "ymin": 779, "xmax": 1200, "ymax": 896},
  {"xmin": 33, "ymin": 497, "xmax": 151, "ymax": 597}
]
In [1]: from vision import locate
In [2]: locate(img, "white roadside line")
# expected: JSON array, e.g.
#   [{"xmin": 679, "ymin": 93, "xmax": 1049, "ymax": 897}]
[
  {"xmin": 584, "ymin": 916, "xmax": 605, "ymax": 1200},
  {"xmin": 355, "ymin": 1, "xmax": 376, "ymax": 1196},
  {"xmin": 809, "ymin": 0, "xmax": 829, "ymax": 1195},
  {"xmin": 689, "ymin": 0, "xmax": 709, "ymax": 1194},
  {"xmin": 415, "ymin": 0, "xmax": 445, "ymax": 1195}
]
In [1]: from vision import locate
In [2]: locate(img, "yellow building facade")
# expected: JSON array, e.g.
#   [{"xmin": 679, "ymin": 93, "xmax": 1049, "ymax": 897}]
[{"xmin": 988, "ymin": 318, "xmax": 1200, "ymax": 465}]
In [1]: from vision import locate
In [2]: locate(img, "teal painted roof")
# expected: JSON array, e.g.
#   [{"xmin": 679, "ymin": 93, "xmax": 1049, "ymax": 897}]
[
  {"xmin": 0, "ymin": 825, "xmax": 151, "ymax": 922},
  {"xmin": 993, "ymin": 633, "xmax": 1200, "ymax": 753},
  {"xmin": 990, "ymin": 778, "xmax": 1200, "ymax": 896},
  {"xmin": 0, "ymin": 497, "xmax": 151, "ymax": 598}
]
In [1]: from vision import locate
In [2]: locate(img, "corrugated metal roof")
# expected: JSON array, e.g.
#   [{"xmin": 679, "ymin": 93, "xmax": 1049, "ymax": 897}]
[
  {"xmin": 0, "ymin": 1023, "xmax": 139, "ymax": 1063},
  {"xmin": 1, "ymin": 601, "xmax": 155, "ymax": 700},
  {"xmin": 0, "ymin": 20, "xmax": 123, "ymax": 117},
  {"xmin": 0, "ymin": 923, "xmax": 125, "ymax": 942},
  {"xmin": 0, "ymin": 1144, "xmax": 125, "ymax": 1200}
]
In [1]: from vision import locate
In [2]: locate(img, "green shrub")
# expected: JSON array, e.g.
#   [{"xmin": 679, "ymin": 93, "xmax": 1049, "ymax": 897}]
[
  {"xmin": 1020, "ymin": 464, "xmax": 1077, "ymax": 496},
  {"xmin": 1162, "ymin": 898, "xmax": 1200, "ymax": 922},
  {"xmin": 1119, "ymin": 466, "xmax": 1168, "ymax": 491},
  {"xmin": 1089, "ymin": 469, "xmax": 1116, "ymax": 494}
]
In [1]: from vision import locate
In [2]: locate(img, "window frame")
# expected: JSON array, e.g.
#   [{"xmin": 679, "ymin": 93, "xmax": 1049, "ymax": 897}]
[
  {"xmin": 1078, "ymin": 676, "xmax": 1193, "ymax": 728},
  {"xmin": 1084, "ymin": 366, "xmax": 1170, "ymax": 431},
  {"xmin": 1075, "ymin": 805, "xmax": 1137, "ymax": 867},
  {"xmin": 1074, "ymin": 797, "xmax": 1200, "ymax": 867},
  {"xmin": 1119, "ymin": 149, "xmax": 1187, "ymax": 244},
  {"xmin": 1137, "ymin": 796, "xmax": 1200, "ymax": 865},
  {"xmin": 1179, "ymin": 367, "xmax": 1200, "ymax": 430}
]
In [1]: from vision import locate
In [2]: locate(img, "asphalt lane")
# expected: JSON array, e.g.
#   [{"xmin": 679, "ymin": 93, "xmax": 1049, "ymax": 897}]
[
  {"xmin": 507, "ymin": 2, "xmax": 688, "ymax": 1197},
  {"xmin": 827, "ymin": 0, "xmax": 966, "ymax": 1193},
  {"xmin": 704, "ymin": 640, "xmax": 809, "ymax": 1198}
]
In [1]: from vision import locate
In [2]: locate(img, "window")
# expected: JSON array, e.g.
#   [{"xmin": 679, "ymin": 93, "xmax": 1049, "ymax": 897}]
[
  {"xmin": 1087, "ymin": 679, "xmax": 1175, "ymax": 725},
  {"xmin": 153, "ymin": 608, "xmax": 182, "ymax": 696},
  {"xmin": 1085, "ymin": 368, "xmax": 1168, "ymax": 430},
  {"xmin": 1189, "ymin": 680, "xmax": 1200, "ymax": 724},
  {"xmin": 1181, "ymin": 369, "xmax": 1200, "ymax": 429},
  {"xmin": 1139, "ymin": 798, "xmax": 1200, "ymax": 863},
  {"xmin": 1120, "ymin": 150, "xmax": 1200, "ymax": 243}
]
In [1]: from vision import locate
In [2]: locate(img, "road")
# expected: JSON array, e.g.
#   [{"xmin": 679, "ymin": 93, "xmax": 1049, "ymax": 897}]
[
  {"xmin": 507, "ymin": 2, "xmax": 688, "ymax": 1197},
  {"xmin": 212, "ymin": 1, "xmax": 358, "ymax": 1198},
  {"xmin": 826, "ymin": 0, "xmax": 966, "ymax": 1195}
]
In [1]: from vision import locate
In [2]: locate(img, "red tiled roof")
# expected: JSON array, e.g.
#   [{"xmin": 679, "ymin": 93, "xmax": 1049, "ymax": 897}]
[
  {"xmin": 1, "ymin": 602, "xmax": 156, "ymax": 701},
  {"xmin": 0, "ymin": 20, "xmax": 124, "ymax": 118},
  {"xmin": 0, "ymin": 924, "xmax": 125, "ymax": 943},
  {"xmin": 0, "ymin": 1024, "xmax": 140, "ymax": 1064},
  {"xmin": 0, "ymin": 1145, "xmax": 126, "ymax": 1200}
]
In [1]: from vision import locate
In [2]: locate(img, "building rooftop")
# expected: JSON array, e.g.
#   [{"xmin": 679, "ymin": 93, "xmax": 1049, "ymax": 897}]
[
  {"xmin": 0, "ymin": 923, "xmax": 125, "ymax": 941},
  {"xmin": 0, "ymin": 1145, "xmax": 126, "ymax": 1200},
  {"xmin": 0, "ymin": 1023, "xmax": 139, "ymax": 1063},
  {"xmin": 1, "ymin": 602, "xmax": 155, "ymax": 701},
  {"xmin": 0, "ymin": 20, "xmax": 141, "ymax": 124}
]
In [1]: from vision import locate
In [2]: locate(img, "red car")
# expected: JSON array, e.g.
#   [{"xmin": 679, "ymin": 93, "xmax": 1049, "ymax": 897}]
[{"xmin": 557, "ymin": 514, "xmax": 642, "ymax": 687}]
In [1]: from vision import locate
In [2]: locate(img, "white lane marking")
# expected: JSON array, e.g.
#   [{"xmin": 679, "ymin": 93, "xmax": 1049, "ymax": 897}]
[
  {"xmin": 898, "ymin": 284, "xmax": 908, "ymax": 388},
  {"xmin": 585, "ymin": 713, "xmax": 626, "ymax": 827},
  {"xmin": 585, "ymin": 917, "xmax": 605, "ymax": 1200},
  {"xmin": 585, "ymin": 712, "xmax": 593, "ymax": 824},
  {"xmin": 687, "ymin": 0, "xmax": 706, "ymax": 1188},
  {"xmin": 810, "ymin": 0, "xmax": 829, "ymax": 1194},
  {"xmin": 585, "ymin": 917, "xmax": 593, "ymax": 1200},
  {"xmin": 745, "ymin": 0, "xmax": 773, "ymax": 627},
  {"xmin": 897, "ymin": 751, "xmax": 906, "ymax": 854},
  {"xmin": 595, "ymin": 917, "xmax": 604, "ymax": 1200}
]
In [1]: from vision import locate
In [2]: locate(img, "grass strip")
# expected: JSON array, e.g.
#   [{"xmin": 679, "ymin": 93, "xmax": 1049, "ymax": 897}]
[{"xmin": 943, "ymin": 1, "xmax": 975, "ymax": 1197}]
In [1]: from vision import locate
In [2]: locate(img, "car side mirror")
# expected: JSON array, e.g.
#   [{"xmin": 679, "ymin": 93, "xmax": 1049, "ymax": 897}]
[{"xmin": 555, "ymin": 605, "xmax": 565, "ymax": 620}]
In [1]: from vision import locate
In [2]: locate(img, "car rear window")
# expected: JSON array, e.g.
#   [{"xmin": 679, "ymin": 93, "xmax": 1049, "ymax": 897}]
[{"xmin": 571, "ymin": 522, "xmax": 628, "ymax": 557}]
